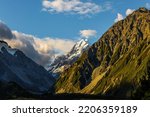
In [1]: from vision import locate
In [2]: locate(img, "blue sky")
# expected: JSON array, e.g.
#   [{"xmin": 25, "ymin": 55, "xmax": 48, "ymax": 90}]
[
  {"xmin": 0, "ymin": 0, "xmax": 149, "ymax": 67},
  {"xmin": 0, "ymin": 0, "xmax": 149, "ymax": 44}
]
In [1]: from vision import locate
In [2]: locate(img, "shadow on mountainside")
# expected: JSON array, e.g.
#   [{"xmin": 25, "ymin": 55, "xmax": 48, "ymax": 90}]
[
  {"xmin": 1, "ymin": 78, "xmax": 150, "ymax": 100},
  {"xmin": 0, "ymin": 81, "xmax": 129, "ymax": 100}
]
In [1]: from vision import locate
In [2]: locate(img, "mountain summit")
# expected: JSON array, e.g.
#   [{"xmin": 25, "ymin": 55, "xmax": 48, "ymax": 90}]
[
  {"xmin": 49, "ymin": 39, "xmax": 89, "ymax": 78},
  {"xmin": 0, "ymin": 41, "xmax": 55, "ymax": 95},
  {"xmin": 55, "ymin": 8, "xmax": 150, "ymax": 99}
]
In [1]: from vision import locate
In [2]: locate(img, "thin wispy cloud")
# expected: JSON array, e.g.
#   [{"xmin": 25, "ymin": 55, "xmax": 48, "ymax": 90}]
[{"xmin": 42, "ymin": 0, "xmax": 112, "ymax": 15}]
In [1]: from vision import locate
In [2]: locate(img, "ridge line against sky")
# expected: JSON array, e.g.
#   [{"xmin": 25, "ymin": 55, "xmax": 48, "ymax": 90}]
[
  {"xmin": 0, "ymin": 0, "xmax": 150, "ymax": 68},
  {"xmin": 0, "ymin": 0, "xmax": 149, "ymax": 39}
]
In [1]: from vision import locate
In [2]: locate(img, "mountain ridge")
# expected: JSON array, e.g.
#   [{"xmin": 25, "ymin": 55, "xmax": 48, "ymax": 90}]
[
  {"xmin": 0, "ymin": 7, "xmax": 149, "ymax": 99},
  {"xmin": 49, "ymin": 39, "xmax": 89, "ymax": 78},
  {"xmin": 0, "ymin": 40, "xmax": 55, "ymax": 94},
  {"xmin": 55, "ymin": 8, "xmax": 150, "ymax": 99}
]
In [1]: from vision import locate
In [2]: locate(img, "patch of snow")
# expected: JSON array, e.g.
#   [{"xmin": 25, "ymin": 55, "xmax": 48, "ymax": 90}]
[
  {"xmin": 0, "ymin": 42, "xmax": 8, "ymax": 52},
  {"xmin": 7, "ymin": 48, "xmax": 17, "ymax": 56},
  {"xmin": 0, "ymin": 41, "xmax": 17, "ymax": 55},
  {"xmin": 49, "ymin": 39, "xmax": 89, "ymax": 76}
]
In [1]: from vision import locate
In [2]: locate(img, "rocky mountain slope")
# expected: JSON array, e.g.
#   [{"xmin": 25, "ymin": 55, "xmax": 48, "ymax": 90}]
[
  {"xmin": 0, "ymin": 40, "xmax": 55, "ymax": 94},
  {"xmin": 55, "ymin": 8, "xmax": 150, "ymax": 99},
  {"xmin": 49, "ymin": 39, "xmax": 89, "ymax": 78}
]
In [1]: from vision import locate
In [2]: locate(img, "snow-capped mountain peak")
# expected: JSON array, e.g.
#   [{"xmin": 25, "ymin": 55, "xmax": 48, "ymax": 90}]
[
  {"xmin": 49, "ymin": 39, "xmax": 89, "ymax": 78},
  {"xmin": 68, "ymin": 39, "xmax": 89, "ymax": 59},
  {"xmin": 74, "ymin": 39, "xmax": 88, "ymax": 49}
]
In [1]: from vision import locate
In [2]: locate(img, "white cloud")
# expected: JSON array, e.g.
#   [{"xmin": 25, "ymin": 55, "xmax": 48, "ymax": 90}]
[
  {"xmin": 114, "ymin": 8, "xmax": 135, "ymax": 22},
  {"xmin": 4, "ymin": 31, "xmax": 75, "ymax": 67},
  {"xmin": 126, "ymin": 9, "xmax": 135, "ymax": 16},
  {"xmin": 146, "ymin": 3, "xmax": 150, "ymax": 9},
  {"xmin": 80, "ymin": 29, "xmax": 97, "ymax": 39},
  {"xmin": 3, "ymin": 29, "xmax": 97, "ymax": 67},
  {"xmin": 42, "ymin": 0, "xmax": 112, "ymax": 15},
  {"xmin": 114, "ymin": 13, "xmax": 124, "ymax": 22},
  {"xmin": 33, "ymin": 37, "xmax": 75, "ymax": 55}
]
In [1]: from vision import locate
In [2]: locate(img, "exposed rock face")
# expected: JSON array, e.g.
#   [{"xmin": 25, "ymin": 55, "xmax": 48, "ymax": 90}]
[
  {"xmin": 55, "ymin": 8, "xmax": 150, "ymax": 99},
  {"xmin": 0, "ymin": 41, "xmax": 55, "ymax": 94},
  {"xmin": 49, "ymin": 39, "xmax": 89, "ymax": 78}
]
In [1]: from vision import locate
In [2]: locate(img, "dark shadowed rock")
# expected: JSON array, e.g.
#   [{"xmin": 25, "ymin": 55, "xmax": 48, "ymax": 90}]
[
  {"xmin": 0, "ymin": 41, "xmax": 55, "ymax": 94},
  {"xmin": 0, "ymin": 22, "xmax": 13, "ymax": 39}
]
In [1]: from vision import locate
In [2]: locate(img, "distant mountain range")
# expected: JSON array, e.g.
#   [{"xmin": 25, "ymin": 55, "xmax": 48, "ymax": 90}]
[
  {"xmin": 55, "ymin": 8, "xmax": 150, "ymax": 99},
  {"xmin": 0, "ymin": 7, "xmax": 149, "ymax": 99},
  {"xmin": 49, "ymin": 39, "xmax": 89, "ymax": 78}
]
